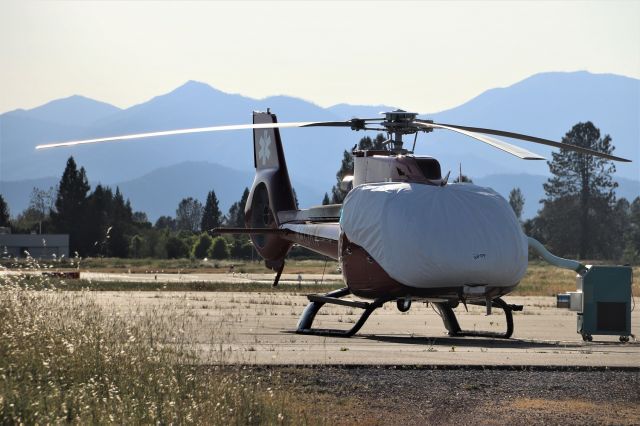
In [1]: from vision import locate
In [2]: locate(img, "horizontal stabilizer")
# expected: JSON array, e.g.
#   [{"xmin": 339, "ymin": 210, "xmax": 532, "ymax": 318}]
[{"xmin": 212, "ymin": 227, "xmax": 291, "ymax": 235}]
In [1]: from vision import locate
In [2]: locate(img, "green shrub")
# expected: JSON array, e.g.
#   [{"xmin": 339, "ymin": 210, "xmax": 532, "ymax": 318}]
[
  {"xmin": 230, "ymin": 238, "xmax": 253, "ymax": 259},
  {"xmin": 165, "ymin": 236, "xmax": 189, "ymax": 259},
  {"xmin": 129, "ymin": 234, "xmax": 144, "ymax": 258},
  {"xmin": 208, "ymin": 237, "xmax": 230, "ymax": 260},
  {"xmin": 192, "ymin": 233, "xmax": 213, "ymax": 259}
]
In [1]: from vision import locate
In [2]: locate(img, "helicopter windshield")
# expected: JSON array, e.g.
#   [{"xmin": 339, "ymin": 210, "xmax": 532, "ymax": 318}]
[{"xmin": 415, "ymin": 158, "xmax": 442, "ymax": 180}]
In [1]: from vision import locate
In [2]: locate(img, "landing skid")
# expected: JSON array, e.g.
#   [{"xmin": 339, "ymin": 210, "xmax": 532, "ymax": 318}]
[
  {"xmin": 296, "ymin": 290, "xmax": 523, "ymax": 339},
  {"xmin": 435, "ymin": 297, "xmax": 523, "ymax": 339},
  {"xmin": 296, "ymin": 287, "xmax": 391, "ymax": 337}
]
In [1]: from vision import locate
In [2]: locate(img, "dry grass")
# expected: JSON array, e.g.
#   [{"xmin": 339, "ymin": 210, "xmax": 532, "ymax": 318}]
[
  {"xmin": 514, "ymin": 261, "xmax": 580, "ymax": 296},
  {"xmin": 506, "ymin": 398, "xmax": 640, "ymax": 424},
  {"xmin": 2, "ymin": 257, "xmax": 637, "ymax": 297},
  {"xmin": 515, "ymin": 261, "xmax": 640, "ymax": 296},
  {"xmin": 0, "ymin": 276, "xmax": 344, "ymax": 294},
  {"xmin": 0, "ymin": 257, "xmax": 340, "ymax": 275},
  {"xmin": 0, "ymin": 260, "xmax": 319, "ymax": 424},
  {"xmin": 511, "ymin": 397, "xmax": 599, "ymax": 411}
]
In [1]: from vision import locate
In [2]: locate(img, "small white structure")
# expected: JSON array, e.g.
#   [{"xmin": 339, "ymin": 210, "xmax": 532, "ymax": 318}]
[{"xmin": 0, "ymin": 229, "xmax": 69, "ymax": 259}]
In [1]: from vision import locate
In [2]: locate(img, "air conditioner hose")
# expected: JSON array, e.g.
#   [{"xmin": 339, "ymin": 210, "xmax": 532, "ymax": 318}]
[{"xmin": 527, "ymin": 237, "xmax": 587, "ymax": 274}]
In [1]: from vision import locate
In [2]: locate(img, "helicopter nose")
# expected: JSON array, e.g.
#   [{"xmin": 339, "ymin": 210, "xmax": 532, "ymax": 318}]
[{"xmin": 341, "ymin": 181, "xmax": 528, "ymax": 289}]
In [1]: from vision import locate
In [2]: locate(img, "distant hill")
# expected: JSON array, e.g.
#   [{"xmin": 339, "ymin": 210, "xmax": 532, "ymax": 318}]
[
  {"xmin": 113, "ymin": 160, "xmax": 326, "ymax": 221},
  {"xmin": 474, "ymin": 174, "xmax": 640, "ymax": 219},
  {"xmin": 113, "ymin": 161, "xmax": 253, "ymax": 221},
  {"xmin": 327, "ymin": 103, "xmax": 395, "ymax": 119},
  {"xmin": 423, "ymin": 71, "xmax": 639, "ymax": 180},
  {"xmin": 11, "ymin": 95, "xmax": 121, "ymax": 128},
  {"xmin": 1, "ymin": 71, "xmax": 638, "ymax": 220},
  {"xmin": 0, "ymin": 161, "xmax": 325, "ymax": 222}
]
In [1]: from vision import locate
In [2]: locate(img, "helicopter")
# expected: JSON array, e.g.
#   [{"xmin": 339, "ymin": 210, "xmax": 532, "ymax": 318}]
[{"xmin": 37, "ymin": 109, "xmax": 631, "ymax": 339}]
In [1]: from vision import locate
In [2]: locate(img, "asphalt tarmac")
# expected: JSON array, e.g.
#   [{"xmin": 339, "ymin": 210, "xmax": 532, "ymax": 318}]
[{"xmin": 90, "ymin": 290, "xmax": 640, "ymax": 367}]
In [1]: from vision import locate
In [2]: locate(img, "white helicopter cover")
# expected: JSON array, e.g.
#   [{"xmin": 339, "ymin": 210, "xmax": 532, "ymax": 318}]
[{"xmin": 340, "ymin": 182, "xmax": 528, "ymax": 289}]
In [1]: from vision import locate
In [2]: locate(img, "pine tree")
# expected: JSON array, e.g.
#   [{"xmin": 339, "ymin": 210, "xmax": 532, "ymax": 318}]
[
  {"xmin": 358, "ymin": 134, "xmax": 387, "ymax": 150},
  {"xmin": 51, "ymin": 157, "xmax": 90, "ymax": 254},
  {"xmin": 226, "ymin": 188, "xmax": 250, "ymax": 228},
  {"xmin": 176, "ymin": 197, "xmax": 203, "ymax": 233},
  {"xmin": 129, "ymin": 235, "xmax": 144, "ymax": 258},
  {"xmin": 108, "ymin": 187, "xmax": 132, "ymax": 257},
  {"xmin": 509, "ymin": 188, "xmax": 525, "ymax": 221},
  {"xmin": 538, "ymin": 122, "xmax": 618, "ymax": 259},
  {"xmin": 622, "ymin": 197, "xmax": 640, "ymax": 263},
  {"xmin": 86, "ymin": 185, "xmax": 113, "ymax": 256},
  {"xmin": 0, "ymin": 194, "xmax": 10, "ymax": 227},
  {"xmin": 330, "ymin": 150, "xmax": 355, "ymax": 204},
  {"xmin": 201, "ymin": 190, "xmax": 222, "ymax": 233},
  {"xmin": 453, "ymin": 175, "xmax": 473, "ymax": 183},
  {"xmin": 132, "ymin": 212, "xmax": 150, "ymax": 226},
  {"xmin": 610, "ymin": 198, "xmax": 631, "ymax": 261},
  {"xmin": 322, "ymin": 193, "xmax": 331, "ymax": 205},
  {"xmin": 155, "ymin": 216, "xmax": 177, "ymax": 230}
]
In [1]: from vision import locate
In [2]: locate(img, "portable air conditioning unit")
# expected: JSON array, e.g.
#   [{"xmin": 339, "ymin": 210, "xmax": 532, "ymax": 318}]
[{"xmin": 558, "ymin": 265, "xmax": 633, "ymax": 342}]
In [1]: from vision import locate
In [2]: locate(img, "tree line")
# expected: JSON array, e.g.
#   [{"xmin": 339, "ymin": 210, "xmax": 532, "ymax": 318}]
[
  {"xmin": 501, "ymin": 122, "xmax": 637, "ymax": 263},
  {"xmin": 0, "ymin": 121, "xmax": 638, "ymax": 263},
  {"xmin": 522, "ymin": 122, "xmax": 639, "ymax": 263},
  {"xmin": 0, "ymin": 157, "xmax": 256, "ymax": 260}
]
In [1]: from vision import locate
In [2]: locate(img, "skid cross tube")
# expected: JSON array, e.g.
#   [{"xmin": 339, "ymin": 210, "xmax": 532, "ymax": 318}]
[
  {"xmin": 435, "ymin": 297, "xmax": 523, "ymax": 339},
  {"xmin": 296, "ymin": 287, "xmax": 391, "ymax": 337}
]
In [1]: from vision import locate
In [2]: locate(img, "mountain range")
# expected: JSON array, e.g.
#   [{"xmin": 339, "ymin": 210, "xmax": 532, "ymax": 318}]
[{"xmin": 1, "ymin": 71, "xmax": 638, "ymax": 220}]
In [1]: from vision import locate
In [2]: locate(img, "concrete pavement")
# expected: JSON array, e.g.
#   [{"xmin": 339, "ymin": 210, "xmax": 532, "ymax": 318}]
[{"xmin": 91, "ymin": 291, "xmax": 640, "ymax": 367}]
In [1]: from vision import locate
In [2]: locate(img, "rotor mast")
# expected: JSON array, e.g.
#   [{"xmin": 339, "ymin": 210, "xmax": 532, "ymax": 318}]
[{"xmin": 380, "ymin": 110, "xmax": 429, "ymax": 153}]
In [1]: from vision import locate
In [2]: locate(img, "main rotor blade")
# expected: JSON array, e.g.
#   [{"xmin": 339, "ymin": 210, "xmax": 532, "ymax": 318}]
[
  {"xmin": 415, "ymin": 122, "xmax": 546, "ymax": 160},
  {"xmin": 35, "ymin": 120, "xmax": 361, "ymax": 150},
  {"xmin": 432, "ymin": 122, "xmax": 632, "ymax": 163}
]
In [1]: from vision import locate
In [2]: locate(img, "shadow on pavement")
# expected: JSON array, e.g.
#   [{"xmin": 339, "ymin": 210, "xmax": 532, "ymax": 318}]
[{"xmin": 359, "ymin": 334, "xmax": 582, "ymax": 349}]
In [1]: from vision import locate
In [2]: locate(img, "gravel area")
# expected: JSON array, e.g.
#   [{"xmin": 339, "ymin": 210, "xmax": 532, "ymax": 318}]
[{"xmin": 270, "ymin": 366, "xmax": 640, "ymax": 425}]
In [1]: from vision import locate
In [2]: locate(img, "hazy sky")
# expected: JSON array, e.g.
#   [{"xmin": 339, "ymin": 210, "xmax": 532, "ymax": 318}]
[{"xmin": 1, "ymin": 1, "xmax": 638, "ymax": 114}]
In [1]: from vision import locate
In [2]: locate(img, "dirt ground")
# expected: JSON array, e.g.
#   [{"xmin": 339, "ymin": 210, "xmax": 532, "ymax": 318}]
[{"xmin": 265, "ymin": 366, "xmax": 640, "ymax": 425}]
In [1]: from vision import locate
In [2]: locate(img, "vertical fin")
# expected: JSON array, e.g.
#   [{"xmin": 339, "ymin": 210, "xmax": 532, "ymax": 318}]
[
  {"xmin": 244, "ymin": 111, "xmax": 296, "ymax": 271},
  {"xmin": 250, "ymin": 111, "xmax": 296, "ymax": 216},
  {"xmin": 253, "ymin": 112, "xmax": 283, "ymax": 170}
]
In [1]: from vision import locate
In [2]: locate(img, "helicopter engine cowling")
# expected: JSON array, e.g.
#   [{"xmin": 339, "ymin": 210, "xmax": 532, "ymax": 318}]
[{"xmin": 340, "ymin": 182, "xmax": 528, "ymax": 290}]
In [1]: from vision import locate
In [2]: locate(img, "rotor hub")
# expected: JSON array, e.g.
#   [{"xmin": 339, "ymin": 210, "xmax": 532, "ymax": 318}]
[
  {"xmin": 379, "ymin": 109, "xmax": 422, "ymax": 152},
  {"xmin": 380, "ymin": 110, "xmax": 419, "ymax": 134}
]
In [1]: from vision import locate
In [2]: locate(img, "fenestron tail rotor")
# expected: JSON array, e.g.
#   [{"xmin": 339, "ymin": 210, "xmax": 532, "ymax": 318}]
[{"xmin": 34, "ymin": 109, "xmax": 632, "ymax": 163}]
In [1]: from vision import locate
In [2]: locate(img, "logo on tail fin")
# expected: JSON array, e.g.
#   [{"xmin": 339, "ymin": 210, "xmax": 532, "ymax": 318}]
[
  {"xmin": 253, "ymin": 112, "xmax": 281, "ymax": 169},
  {"xmin": 258, "ymin": 131, "xmax": 272, "ymax": 166}
]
